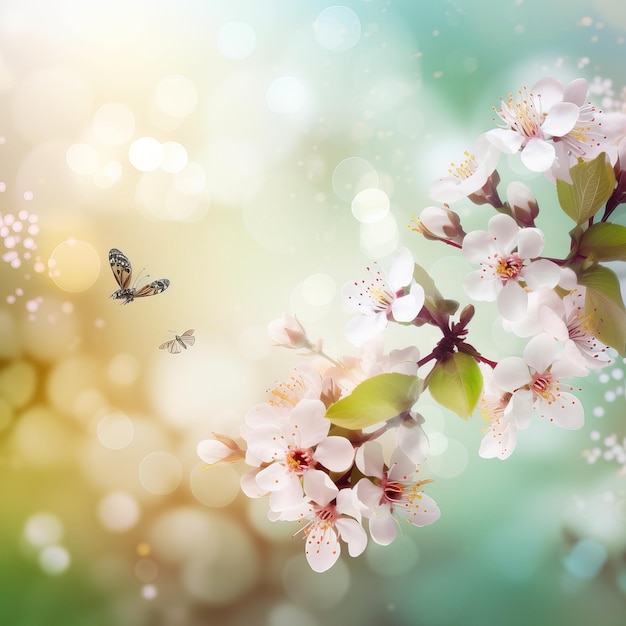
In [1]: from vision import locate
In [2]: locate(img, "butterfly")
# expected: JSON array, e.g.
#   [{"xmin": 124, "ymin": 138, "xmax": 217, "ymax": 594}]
[
  {"xmin": 109, "ymin": 248, "xmax": 170, "ymax": 304},
  {"xmin": 159, "ymin": 329, "xmax": 196, "ymax": 354}
]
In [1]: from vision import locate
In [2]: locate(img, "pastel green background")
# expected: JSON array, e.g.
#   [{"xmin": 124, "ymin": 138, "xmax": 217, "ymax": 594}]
[{"xmin": 1, "ymin": 1, "xmax": 625, "ymax": 625}]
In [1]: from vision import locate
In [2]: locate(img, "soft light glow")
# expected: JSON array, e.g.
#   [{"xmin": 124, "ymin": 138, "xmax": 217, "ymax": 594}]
[
  {"xmin": 332, "ymin": 157, "xmax": 379, "ymax": 202},
  {"xmin": 217, "ymin": 21, "xmax": 257, "ymax": 59},
  {"xmin": 97, "ymin": 491, "xmax": 141, "ymax": 532},
  {"xmin": 351, "ymin": 188, "xmax": 390, "ymax": 223},
  {"xmin": 96, "ymin": 409, "xmax": 134, "ymax": 450},
  {"xmin": 39, "ymin": 545, "xmax": 71, "ymax": 575},
  {"xmin": 23, "ymin": 512, "xmax": 64, "ymax": 547},
  {"xmin": 66, "ymin": 143, "xmax": 98, "ymax": 175},
  {"xmin": 128, "ymin": 137, "xmax": 164, "ymax": 172},
  {"xmin": 92, "ymin": 102, "xmax": 135, "ymax": 145},
  {"xmin": 138, "ymin": 451, "xmax": 183, "ymax": 495},
  {"xmin": 48, "ymin": 239, "xmax": 101, "ymax": 292},
  {"xmin": 154, "ymin": 75, "xmax": 198, "ymax": 118},
  {"xmin": 161, "ymin": 141, "xmax": 189, "ymax": 173},
  {"xmin": 313, "ymin": 6, "xmax": 362, "ymax": 52},
  {"xmin": 266, "ymin": 76, "xmax": 308, "ymax": 115}
]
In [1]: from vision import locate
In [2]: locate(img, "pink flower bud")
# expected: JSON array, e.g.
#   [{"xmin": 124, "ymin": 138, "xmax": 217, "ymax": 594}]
[
  {"xmin": 267, "ymin": 312, "xmax": 311, "ymax": 349},
  {"xmin": 197, "ymin": 433, "xmax": 245, "ymax": 466},
  {"xmin": 414, "ymin": 206, "xmax": 465, "ymax": 245},
  {"xmin": 506, "ymin": 181, "xmax": 539, "ymax": 227}
]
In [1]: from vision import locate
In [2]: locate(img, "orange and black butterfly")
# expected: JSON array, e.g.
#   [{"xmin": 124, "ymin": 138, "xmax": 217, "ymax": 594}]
[
  {"xmin": 109, "ymin": 248, "xmax": 170, "ymax": 304},
  {"xmin": 159, "ymin": 329, "xmax": 196, "ymax": 354}
]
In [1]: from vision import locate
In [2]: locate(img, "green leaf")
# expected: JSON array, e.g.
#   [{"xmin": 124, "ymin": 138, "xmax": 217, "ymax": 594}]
[
  {"xmin": 578, "ymin": 222, "xmax": 626, "ymax": 262},
  {"xmin": 579, "ymin": 265, "xmax": 626, "ymax": 356},
  {"xmin": 556, "ymin": 152, "xmax": 615, "ymax": 225},
  {"xmin": 413, "ymin": 262, "xmax": 459, "ymax": 323},
  {"xmin": 428, "ymin": 352, "xmax": 482, "ymax": 419},
  {"xmin": 325, "ymin": 372, "xmax": 422, "ymax": 430}
]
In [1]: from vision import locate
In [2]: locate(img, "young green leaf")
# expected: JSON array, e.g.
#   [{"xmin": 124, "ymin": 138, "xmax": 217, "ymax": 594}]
[
  {"xmin": 556, "ymin": 152, "xmax": 615, "ymax": 225},
  {"xmin": 325, "ymin": 372, "xmax": 422, "ymax": 430},
  {"xmin": 428, "ymin": 351, "xmax": 482, "ymax": 419},
  {"xmin": 413, "ymin": 262, "xmax": 459, "ymax": 324},
  {"xmin": 578, "ymin": 222, "xmax": 626, "ymax": 262},
  {"xmin": 579, "ymin": 265, "xmax": 626, "ymax": 355}
]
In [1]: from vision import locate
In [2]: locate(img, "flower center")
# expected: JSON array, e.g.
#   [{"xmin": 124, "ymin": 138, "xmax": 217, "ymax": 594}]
[
  {"xmin": 267, "ymin": 375, "xmax": 306, "ymax": 407},
  {"xmin": 286, "ymin": 447, "xmax": 316, "ymax": 475},
  {"xmin": 531, "ymin": 372, "xmax": 556, "ymax": 402},
  {"xmin": 494, "ymin": 254, "xmax": 523, "ymax": 280},
  {"xmin": 448, "ymin": 150, "xmax": 477, "ymax": 181},
  {"xmin": 495, "ymin": 87, "xmax": 545, "ymax": 140}
]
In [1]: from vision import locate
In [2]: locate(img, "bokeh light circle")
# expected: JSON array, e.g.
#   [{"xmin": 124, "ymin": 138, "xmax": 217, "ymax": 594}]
[
  {"xmin": 96, "ymin": 409, "xmax": 135, "ymax": 450},
  {"xmin": 139, "ymin": 451, "xmax": 183, "ymax": 495},
  {"xmin": 129, "ymin": 137, "xmax": 163, "ymax": 172},
  {"xmin": 48, "ymin": 239, "xmax": 101, "ymax": 292},
  {"xmin": 313, "ymin": 6, "xmax": 362, "ymax": 52},
  {"xmin": 39, "ymin": 545, "xmax": 71, "ymax": 575},
  {"xmin": 217, "ymin": 21, "xmax": 257, "ymax": 59},
  {"xmin": 92, "ymin": 102, "xmax": 135, "ymax": 145},
  {"xmin": 301, "ymin": 273, "xmax": 336, "ymax": 306},
  {"xmin": 97, "ymin": 491, "xmax": 141, "ymax": 532},
  {"xmin": 189, "ymin": 463, "xmax": 240, "ymax": 508},
  {"xmin": 332, "ymin": 157, "xmax": 379, "ymax": 202},
  {"xmin": 266, "ymin": 76, "xmax": 308, "ymax": 115},
  {"xmin": 351, "ymin": 187, "xmax": 390, "ymax": 223},
  {"xmin": 23, "ymin": 512, "xmax": 64, "ymax": 547},
  {"xmin": 66, "ymin": 143, "xmax": 98, "ymax": 175},
  {"xmin": 154, "ymin": 75, "xmax": 198, "ymax": 118}
]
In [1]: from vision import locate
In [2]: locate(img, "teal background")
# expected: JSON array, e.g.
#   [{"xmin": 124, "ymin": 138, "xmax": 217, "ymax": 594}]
[{"xmin": 0, "ymin": 1, "xmax": 625, "ymax": 625}]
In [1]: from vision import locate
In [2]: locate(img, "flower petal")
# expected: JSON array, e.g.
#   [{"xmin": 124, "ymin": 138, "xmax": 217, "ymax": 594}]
[
  {"xmin": 388, "ymin": 247, "xmax": 414, "ymax": 288},
  {"xmin": 391, "ymin": 286, "xmax": 424, "ymax": 322},
  {"xmin": 463, "ymin": 270, "xmax": 500, "ymax": 302},
  {"xmin": 497, "ymin": 280, "xmax": 528, "ymax": 321},
  {"xmin": 541, "ymin": 102, "xmax": 579, "ymax": 136},
  {"xmin": 303, "ymin": 469, "xmax": 338, "ymax": 506},
  {"xmin": 291, "ymin": 399, "xmax": 330, "ymax": 448},
  {"xmin": 240, "ymin": 467, "xmax": 268, "ymax": 498},
  {"xmin": 489, "ymin": 213, "xmax": 520, "ymax": 253},
  {"xmin": 344, "ymin": 311, "xmax": 388, "ymax": 346},
  {"xmin": 520, "ymin": 138, "xmax": 555, "ymax": 172},
  {"xmin": 522, "ymin": 259, "xmax": 561, "ymax": 290},
  {"xmin": 543, "ymin": 391, "xmax": 584, "ymax": 430},
  {"xmin": 494, "ymin": 356, "xmax": 531, "ymax": 392},
  {"xmin": 355, "ymin": 441, "xmax": 384, "ymax": 478},
  {"xmin": 256, "ymin": 461, "xmax": 293, "ymax": 492},
  {"xmin": 305, "ymin": 522, "xmax": 340, "ymax": 573},
  {"xmin": 355, "ymin": 477, "xmax": 383, "ymax": 511},
  {"xmin": 335, "ymin": 517, "xmax": 368, "ymax": 557},
  {"xmin": 516, "ymin": 227, "xmax": 544, "ymax": 259},
  {"xmin": 479, "ymin": 416, "xmax": 517, "ymax": 460},
  {"xmin": 314, "ymin": 436, "xmax": 355, "ymax": 472},
  {"xmin": 523, "ymin": 333, "xmax": 558, "ymax": 374},
  {"xmin": 485, "ymin": 128, "xmax": 525, "ymax": 154},
  {"xmin": 369, "ymin": 507, "xmax": 398, "ymax": 546}
]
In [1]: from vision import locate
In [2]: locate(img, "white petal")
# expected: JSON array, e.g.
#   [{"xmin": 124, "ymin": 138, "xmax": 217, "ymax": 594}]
[
  {"xmin": 405, "ymin": 493, "xmax": 441, "ymax": 527},
  {"xmin": 355, "ymin": 477, "xmax": 383, "ymax": 512},
  {"xmin": 355, "ymin": 441, "xmax": 384, "ymax": 478},
  {"xmin": 543, "ymin": 391, "xmax": 584, "ymax": 430},
  {"xmin": 523, "ymin": 333, "xmax": 558, "ymax": 374},
  {"xmin": 538, "ymin": 304, "xmax": 569, "ymax": 341},
  {"xmin": 344, "ymin": 312, "xmax": 388, "ymax": 346},
  {"xmin": 516, "ymin": 227, "xmax": 544, "ymax": 259},
  {"xmin": 397, "ymin": 423, "xmax": 429, "ymax": 465},
  {"xmin": 369, "ymin": 506, "xmax": 397, "ymax": 546},
  {"xmin": 485, "ymin": 128, "xmax": 525, "ymax": 154},
  {"xmin": 246, "ymin": 425, "xmax": 287, "ymax": 462},
  {"xmin": 531, "ymin": 77, "xmax": 565, "ymax": 110},
  {"xmin": 335, "ymin": 517, "xmax": 368, "ymax": 557},
  {"xmin": 256, "ymin": 462, "xmax": 292, "ymax": 492},
  {"xmin": 462, "ymin": 229, "xmax": 497, "ymax": 264},
  {"xmin": 520, "ymin": 138, "xmax": 555, "ymax": 172},
  {"xmin": 497, "ymin": 280, "xmax": 528, "ymax": 321},
  {"xmin": 489, "ymin": 213, "xmax": 520, "ymax": 253},
  {"xmin": 429, "ymin": 176, "xmax": 465, "ymax": 203},
  {"xmin": 388, "ymin": 448, "xmax": 418, "ymax": 481},
  {"xmin": 479, "ymin": 416, "xmax": 517, "ymax": 460},
  {"xmin": 494, "ymin": 356, "xmax": 531, "ymax": 392},
  {"xmin": 563, "ymin": 78, "xmax": 588, "ymax": 106},
  {"xmin": 464, "ymin": 270, "xmax": 500, "ymax": 302},
  {"xmin": 508, "ymin": 389, "xmax": 534, "ymax": 428},
  {"xmin": 268, "ymin": 475, "xmax": 307, "ymax": 511},
  {"xmin": 196, "ymin": 439, "xmax": 231, "ymax": 464},
  {"xmin": 314, "ymin": 436, "xmax": 355, "ymax": 472},
  {"xmin": 290, "ymin": 399, "xmax": 329, "ymax": 448},
  {"xmin": 303, "ymin": 469, "xmax": 338, "ymax": 506},
  {"xmin": 388, "ymin": 247, "xmax": 414, "ymax": 288},
  {"xmin": 240, "ymin": 467, "xmax": 268, "ymax": 498},
  {"xmin": 305, "ymin": 522, "xmax": 340, "ymax": 573},
  {"xmin": 522, "ymin": 259, "xmax": 561, "ymax": 290},
  {"xmin": 391, "ymin": 287, "xmax": 423, "ymax": 322},
  {"xmin": 541, "ymin": 102, "xmax": 579, "ymax": 136}
]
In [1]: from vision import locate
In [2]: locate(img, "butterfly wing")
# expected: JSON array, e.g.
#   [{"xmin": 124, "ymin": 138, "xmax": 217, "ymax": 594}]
[
  {"xmin": 179, "ymin": 329, "xmax": 196, "ymax": 348},
  {"xmin": 133, "ymin": 278, "xmax": 170, "ymax": 298},
  {"xmin": 109, "ymin": 248, "xmax": 132, "ymax": 290},
  {"xmin": 159, "ymin": 339, "xmax": 181, "ymax": 354}
]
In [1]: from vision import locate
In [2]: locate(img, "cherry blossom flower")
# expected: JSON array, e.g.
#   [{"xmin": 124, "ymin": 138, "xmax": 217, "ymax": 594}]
[
  {"xmin": 342, "ymin": 247, "xmax": 425, "ymax": 346},
  {"xmin": 267, "ymin": 312, "xmax": 312, "ymax": 349},
  {"xmin": 493, "ymin": 333, "xmax": 585, "ymax": 430},
  {"xmin": 477, "ymin": 365, "xmax": 521, "ymax": 460},
  {"xmin": 487, "ymin": 77, "xmax": 611, "ymax": 178},
  {"xmin": 412, "ymin": 206, "xmax": 465, "ymax": 246},
  {"xmin": 243, "ymin": 398, "xmax": 355, "ymax": 512},
  {"xmin": 462, "ymin": 213, "xmax": 561, "ymax": 321},
  {"xmin": 506, "ymin": 181, "xmax": 539, "ymax": 228},
  {"xmin": 537, "ymin": 287, "xmax": 613, "ymax": 371},
  {"xmin": 197, "ymin": 433, "xmax": 245, "ymax": 466},
  {"xmin": 429, "ymin": 133, "xmax": 501, "ymax": 204},
  {"xmin": 272, "ymin": 472, "xmax": 367, "ymax": 573},
  {"xmin": 354, "ymin": 442, "xmax": 440, "ymax": 545}
]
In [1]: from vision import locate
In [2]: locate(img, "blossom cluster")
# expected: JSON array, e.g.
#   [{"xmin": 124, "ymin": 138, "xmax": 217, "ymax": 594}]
[{"xmin": 198, "ymin": 77, "xmax": 626, "ymax": 572}]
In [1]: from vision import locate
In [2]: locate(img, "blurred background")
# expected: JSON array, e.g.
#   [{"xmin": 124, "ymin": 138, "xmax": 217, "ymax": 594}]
[{"xmin": 1, "ymin": 0, "xmax": 625, "ymax": 624}]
